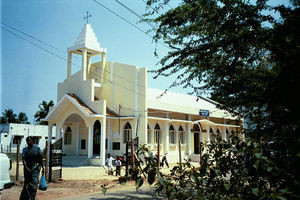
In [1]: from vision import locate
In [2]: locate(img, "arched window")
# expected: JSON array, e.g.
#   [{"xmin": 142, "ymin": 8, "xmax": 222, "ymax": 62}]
[
  {"xmin": 179, "ymin": 126, "xmax": 185, "ymax": 144},
  {"xmin": 64, "ymin": 126, "xmax": 72, "ymax": 145},
  {"xmin": 169, "ymin": 125, "xmax": 176, "ymax": 144},
  {"xmin": 193, "ymin": 124, "xmax": 200, "ymax": 132},
  {"xmin": 231, "ymin": 130, "xmax": 235, "ymax": 137},
  {"xmin": 124, "ymin": 122, "xmax": 132, "ymax": 143},
  {"xmin": 154, "ymin": 124, "xmax": 161, "ymax": 144},
  {"xmin": 147, "ymin": 124, "xmax": 151, "ymax": 144},
  {"xmin": 226, "ymin": 129, "xmax": 231, "ymax": 141},
  {"xmin": 216, "ymin": 128, "xmax": 221, "ymax": 140},
  {"xmin": 210, "ymin": 128, "xmax": 215, "ymax": 143},
  {"xmin": 193, "ymin": 124, "xmax": 201, "ymax": 154}
]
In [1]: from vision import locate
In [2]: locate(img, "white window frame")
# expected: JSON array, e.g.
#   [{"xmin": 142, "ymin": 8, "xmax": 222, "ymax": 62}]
[
  {"xmin": 154, "ymin": 124, "xmax": 161, "ymax": 144},
  {"xmin": 64, "ymin": 126, "xmax": 72, "ymax": 145},
  {"xmin": 179, "ymin": 126, "xmax": 185, "ymax": 144},
  {"xmin": 169, "ymin": 125, "xmax": 176, "ymax": 144},
  {"xmin": 124, "ymin": 122, "xmax": 132, "ymax": 143},
  {"xmin": 147, "ymin": 125, "xmax": 151, "ymax": 144}
]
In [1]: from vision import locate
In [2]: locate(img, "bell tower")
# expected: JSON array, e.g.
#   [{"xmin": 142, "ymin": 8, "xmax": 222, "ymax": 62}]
[{"xmin": 67, "ymin": 13, "xmax": 107, "ymax": 81}]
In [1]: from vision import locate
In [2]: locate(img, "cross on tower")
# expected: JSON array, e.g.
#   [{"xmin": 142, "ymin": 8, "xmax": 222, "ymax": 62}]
[{"xmin": 84, "ymin": 11, "xmax": 92, "ymax": 24}]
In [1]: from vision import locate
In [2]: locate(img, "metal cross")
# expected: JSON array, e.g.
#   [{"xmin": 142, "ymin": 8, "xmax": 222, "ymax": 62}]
[{"xmin": 84, "ymin": 11, "xmax": 92, "ymax": 24}]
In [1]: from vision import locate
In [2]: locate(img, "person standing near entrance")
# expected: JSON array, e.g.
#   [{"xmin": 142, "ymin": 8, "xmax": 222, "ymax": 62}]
[
  {"xmin": 115, "ymin": 156, "xmax": 122, "ymax": 176},
  {"xmin": 20, "ymin": 136, "xmax": 44, "ymax": 200},
  {"xmin": 105, "ymin": 153, "xmax": 115, "ymax": 175}
]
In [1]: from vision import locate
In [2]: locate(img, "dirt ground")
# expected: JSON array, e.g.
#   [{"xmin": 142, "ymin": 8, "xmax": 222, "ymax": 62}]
[
  {"xmin": 1, "ymin": 161, "xmax": 198, "ymax": 199},
  {"xmin": 0, "ymin": 161, "xmax": 136, "ymax": 200}
]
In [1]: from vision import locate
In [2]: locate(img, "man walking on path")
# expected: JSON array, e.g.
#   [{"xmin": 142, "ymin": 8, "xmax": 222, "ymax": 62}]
[
  {"xmin": 19, "ymin": 136, "xmax": 44, "ymax": 200},
  {"xmin": 105, "ymin": 153, "xmax": 115, "ymax": 175}
]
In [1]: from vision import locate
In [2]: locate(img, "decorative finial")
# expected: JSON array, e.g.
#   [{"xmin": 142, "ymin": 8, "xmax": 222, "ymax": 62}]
[{"xmin": 84, "ymin": 11, "xmax": 92, "ymax": 24}]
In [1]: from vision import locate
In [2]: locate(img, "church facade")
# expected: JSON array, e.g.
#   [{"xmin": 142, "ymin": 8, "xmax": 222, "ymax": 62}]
[{"xmin": 45, "ymin": 24, "xmax": 242, "ymax": 166}]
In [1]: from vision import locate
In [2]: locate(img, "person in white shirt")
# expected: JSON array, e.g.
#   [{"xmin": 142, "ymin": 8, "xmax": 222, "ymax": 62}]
[{"xmin": 105, "ymin": 153, "xmax": 115, "ymax": 175}]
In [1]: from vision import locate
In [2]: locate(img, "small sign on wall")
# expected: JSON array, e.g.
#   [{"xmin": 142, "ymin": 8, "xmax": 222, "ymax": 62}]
[{"xmin": 199, "ymin": 109, "xmax": 210, "ymax": 117}]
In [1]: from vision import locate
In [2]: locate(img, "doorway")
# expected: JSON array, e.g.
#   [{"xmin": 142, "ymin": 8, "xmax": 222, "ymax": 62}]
[
  {"xmin": 93, "ymin": 120, "xmax": 101, "ymax": 155},
  {"xmin": 194, "ymin": 132, "xmax": 200, "ymax": 154},
  {"xmin": 193, "ymin": 124, "xmax": 201, "ymax": 154}
]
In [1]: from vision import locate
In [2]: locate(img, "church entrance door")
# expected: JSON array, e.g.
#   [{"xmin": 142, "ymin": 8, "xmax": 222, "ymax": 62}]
[
  {"xmin": 194, "ymin": 132, "xmax": 200, "ymax": 154},
  {"xmin": 93, "ymin": 120, "xmax": 101, "ymax": 155}
]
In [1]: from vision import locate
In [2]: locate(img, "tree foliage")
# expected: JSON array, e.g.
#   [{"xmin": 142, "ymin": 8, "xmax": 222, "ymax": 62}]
[
  {"xmin": 0, "ymin": 109, "xmax": 29, "ymax": 124},
  {"xmin": 116, "ymin": 0, "xmax": 300, "ymax": 199},
  {"xmin": 34, "ymin": 100, "xmax": 54, "ymax": 125}
]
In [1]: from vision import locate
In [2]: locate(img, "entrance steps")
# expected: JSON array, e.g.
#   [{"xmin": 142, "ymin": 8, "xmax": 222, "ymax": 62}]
[
  {"xmin": 62, "ymin": 156, "xmax": 89, "ymax": 167},
  {"xmin": 90, "ymin": 156, "xmax": 101, "ymax": 166},
  {"xmin": 188, "ymin": 154, "xmax": 201, "ymax": 162}
]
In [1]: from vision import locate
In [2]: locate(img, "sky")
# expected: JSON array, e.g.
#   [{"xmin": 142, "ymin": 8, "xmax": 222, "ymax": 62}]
[
  {"xmin": 1, "ymin": 0, "xmax": 184, "ymax": 123},
  {"xmin": 0, "ymin": 0, "xmax": 290, "ymax": 124}
]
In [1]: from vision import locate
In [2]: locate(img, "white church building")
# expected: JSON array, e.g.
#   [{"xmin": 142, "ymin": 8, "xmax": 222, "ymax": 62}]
[{"xmin": 45, "ymin": 23, "xmax": 242, "ymax": 166}]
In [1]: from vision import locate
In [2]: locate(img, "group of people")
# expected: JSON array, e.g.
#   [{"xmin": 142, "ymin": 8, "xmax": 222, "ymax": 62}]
[
  {"xmin": 19, "ymin": 137, "xmax": 169, "ymax": 199},
  {"xmin": 105, "ymin": 153, "xmax": 122, "ymax": 176}
]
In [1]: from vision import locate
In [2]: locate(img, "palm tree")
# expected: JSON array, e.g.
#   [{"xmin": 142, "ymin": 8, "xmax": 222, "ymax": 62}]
[
  {"xmin": 17, "ymin": 112, "xmax": 29, "ymax": 124},
  {"xmin": 1, "ymin": 109, "xmax": 17, "ymax": 123},
  {"xmin": 34, "ymin": 100, "xmax": 54, "ymax": 125}
]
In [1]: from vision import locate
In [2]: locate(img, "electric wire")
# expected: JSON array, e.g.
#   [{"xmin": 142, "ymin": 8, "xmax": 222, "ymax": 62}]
[
  {"xmin": 114, "ymin": 0, "xmax": 156, "ymax": 29},
  {"xmin": 0, "ymin": 22, "xmax": 148, "ymax": 90},
  {"xmin": 1, "ymin": 23, "xmax": 227, "ymax": 118},
  {"xmin": 91, "ymin": 0, "xmax": 168, "ymax": 48}
]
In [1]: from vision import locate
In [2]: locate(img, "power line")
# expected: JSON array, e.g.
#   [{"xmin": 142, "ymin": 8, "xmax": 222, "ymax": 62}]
[
  {"xmin": 1, "ymin": 22, "xmax": 147, "ymax": 90},
  {"xmin": 91, "ymin": 0, "xmax": 168, "ymax": 48},
  {"xmin": 114, "ymin": 0, "xmax": 156, "ymax": 29},
  {"xmin": 1, "ymin": 22, "xmax": 65, "ymax": 54},
  {"xmin": 1, "ymin": 24, "xmax": 147, "ymax": 98},
  {"xmin": 2, "ymin": 22, "xmax": 222, "ymax": 117},
  {"xmin": 1, "ymin": 25, "xmax": 70, "ymax": 65}
]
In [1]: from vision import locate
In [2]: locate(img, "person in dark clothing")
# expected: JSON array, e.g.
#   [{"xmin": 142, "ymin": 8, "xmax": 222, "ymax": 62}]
[
  {"xmin": 115, "ymin": 156, "xmax": 122, "ymax": 176},
  {"xmin": 19, "ymin": 136, "xmax": 44, "ymax": 200},
  {"xmin": 161, "ymin": 153, "xmax": 169, "ymax": 168}
]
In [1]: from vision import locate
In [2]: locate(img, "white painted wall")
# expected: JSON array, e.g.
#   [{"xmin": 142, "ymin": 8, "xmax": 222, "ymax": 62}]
[{"xmin": 0, "ymin": 123, "xmax": 56, "ymax": 153}]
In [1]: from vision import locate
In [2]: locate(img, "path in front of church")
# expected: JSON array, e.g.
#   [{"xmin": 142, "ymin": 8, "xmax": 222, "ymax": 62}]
[{"xmin": 1, "ymin": 161, "xmax": 170, "ymax": 200}]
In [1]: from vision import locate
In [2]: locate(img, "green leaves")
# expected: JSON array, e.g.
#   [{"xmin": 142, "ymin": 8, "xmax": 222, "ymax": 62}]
[
  {"xmin": 147, "ymin": 169, "xmax": 156, "ymax": 185},
  {"xmin": 118, "ymin": 176, "xmax": 127, "ymax": 186},
  {"xmin": 136, "ymin": 176, "xmax": 144, "ymax": 189},
  {"xmin": 101, "ymin": 184, "xmax": 107, "ymax": 195},
  {"xmin": 252, "ymin": 188, "xmax": 259, "ymax": 196}
]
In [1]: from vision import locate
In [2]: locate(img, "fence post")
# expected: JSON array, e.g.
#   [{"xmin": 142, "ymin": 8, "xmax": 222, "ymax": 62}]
[
  {"xmin": 45, "ymin": 142, "xmax": 48, "ymax": 181},
  {"xmin": 199, "ymin": 141, "xmax": 202, "ymax": 167},
  {"xmin": 125, "ymin": 142, "xmax": 128, "ymax": 177},
  {"xmin": 49, "ymin": 142, "xmax": 52, "ymax": 182},
  {"xmin": 16, "ymin": 140, "xmax": 20, "ymax": 181},
  {"xmin": 178, "ymin": 138, "xmax": 182, "ymax": 165},
  {"xmin": 131, "ymin": 138, "xmax": 135, "ymax": 170},
  {"xmin": 157, "ymin": 136, "xmax": 160, "ymax": 170}
]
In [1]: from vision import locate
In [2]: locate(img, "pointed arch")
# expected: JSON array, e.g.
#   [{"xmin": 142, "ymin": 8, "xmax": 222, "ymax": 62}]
[
  {"xmin": 124, "ymin": 122, "xmax": 132, "ymax": 143},
  {"xmin": 93, "ymin": 120, "xmax": 101, "ymax": 154},
  {"xmin": 179, "ymin": 125, "xmax": 185, "ymax": 144},
  {"xmin": 64, "ymin": 126, "xmax": 72, "ymax": 145},
  {"xmin": 193, "ymin": 124, "xmax": 201, "ymax": 154},
  {"xmin": 210, "ymin": 128, "xmax": 216, "ymax": 143},
  {"xmin": 147, "ymin": 124, "xmax": 151, "ymax": 144},
  {"xmin": 169, "ymin": 124, "xmax": 176, "ymax": 144},
  {"xmin": 226, "ymin": 128, "xmax": 231, "ymax": 141},
  {"xmin": 154, "ymin": 123, "xmax": 161, "ymax": 144}
]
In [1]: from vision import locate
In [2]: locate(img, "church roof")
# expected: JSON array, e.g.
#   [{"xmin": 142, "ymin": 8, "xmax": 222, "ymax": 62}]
[
  {"xmin": 147, "ymin": 88, "xmax": 235, "ymax": 118},
  {"xmin": 67, "ymin": 93, "xmax": 96, "ymax": 115},
  {"xmin": 67, "ymin": 24, "xmax": 106, "ymax": 54}
]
